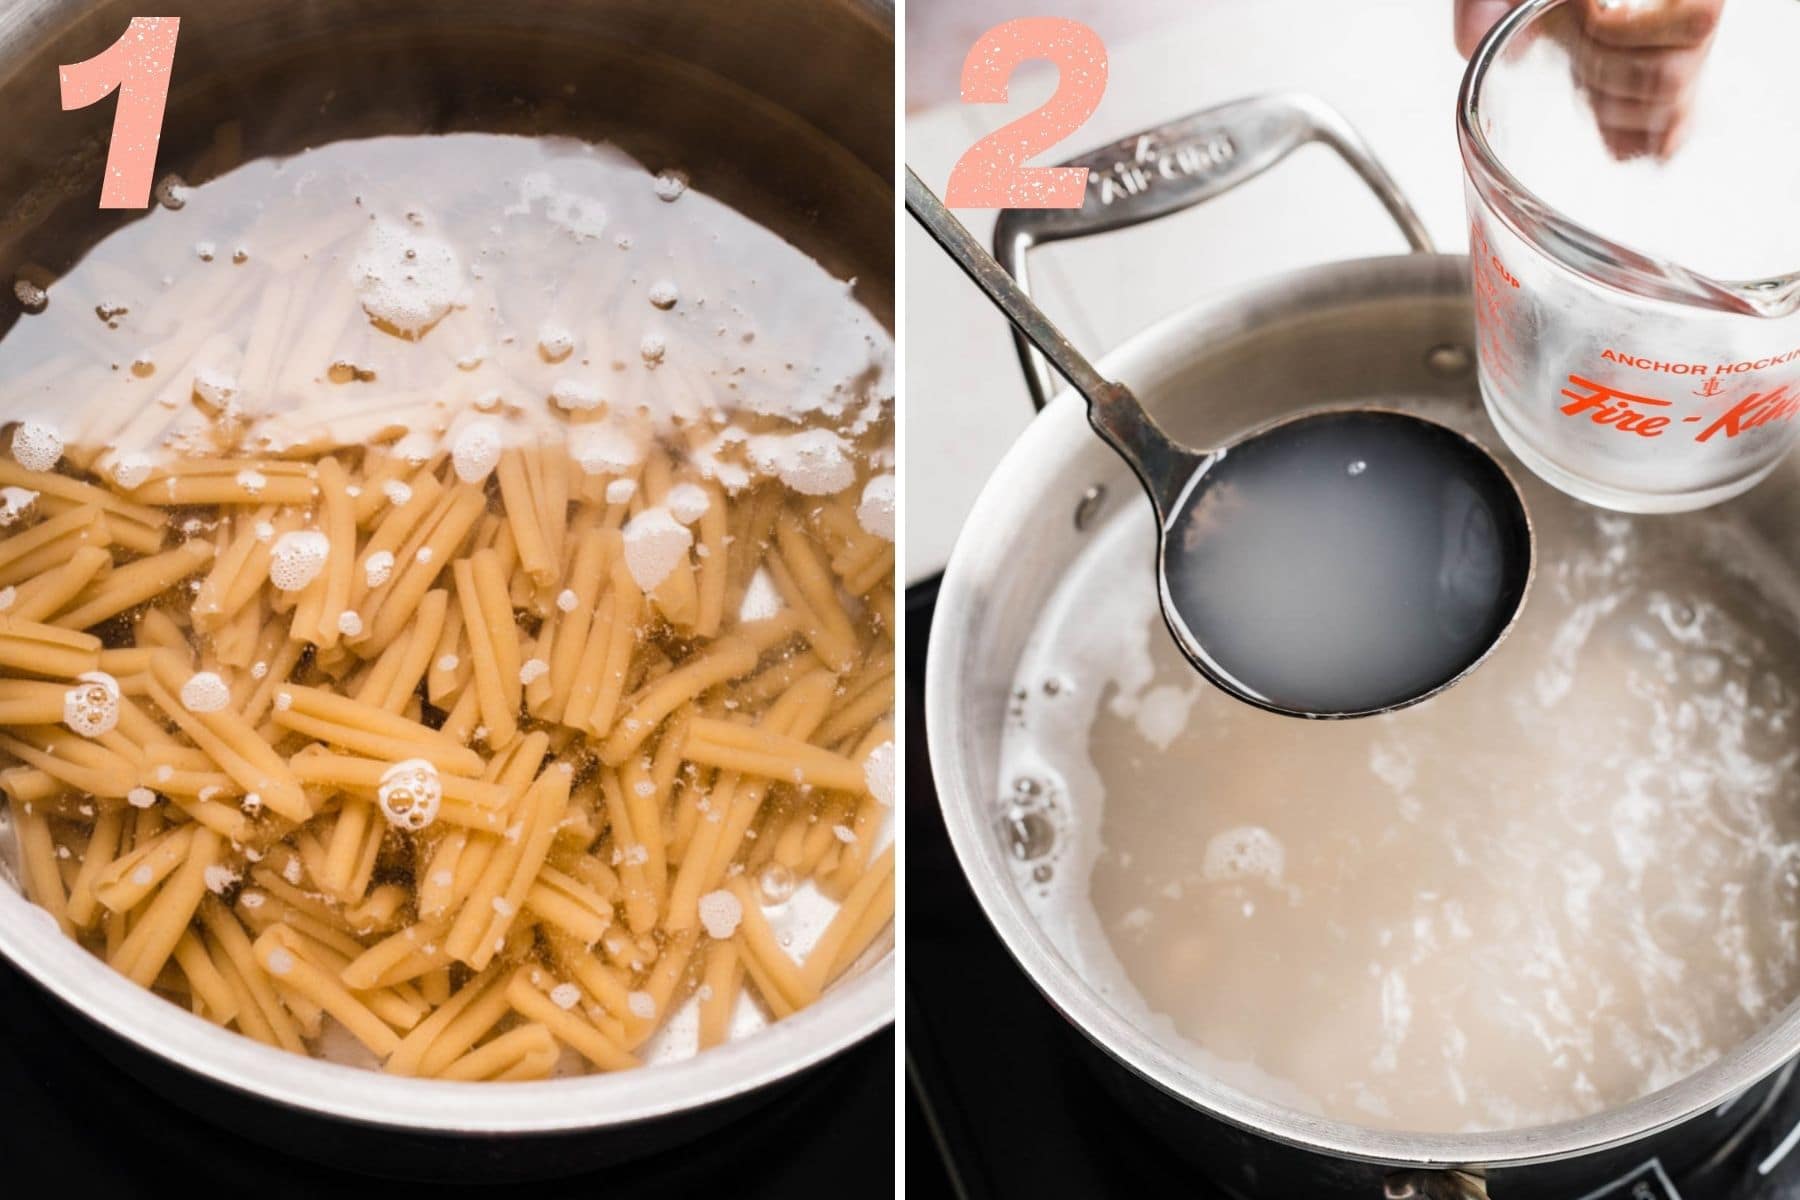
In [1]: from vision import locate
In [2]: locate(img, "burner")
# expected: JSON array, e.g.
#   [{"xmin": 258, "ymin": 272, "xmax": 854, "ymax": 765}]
[
  {"xmin": 0, "ymin": 954, "xmax": 891, "ymax": 1195},
  {"xmin": 906, "ymin": 579, "xmax": 1800, "ymax": 1200}
]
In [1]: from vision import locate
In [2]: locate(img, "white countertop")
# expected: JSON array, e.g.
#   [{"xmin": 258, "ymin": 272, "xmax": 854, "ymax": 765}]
[{"xmin": 905, "ymin": 0, "xmax": 1477, "ymax": 584}]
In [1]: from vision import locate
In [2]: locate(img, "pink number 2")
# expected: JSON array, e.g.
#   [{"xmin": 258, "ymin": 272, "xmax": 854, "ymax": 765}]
[
  {"xmin": 59, "ymin": 17, "xmax": 181, "ymax": 209},
  {"xmin": 944, "ymin": 18, "xmax": 1107, "ymax": 210}
]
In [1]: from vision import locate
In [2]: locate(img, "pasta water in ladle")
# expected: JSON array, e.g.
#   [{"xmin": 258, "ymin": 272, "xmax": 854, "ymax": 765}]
[{"xmin": 904, "ymin": 170, "xmax": 1532, "ymax": 717}]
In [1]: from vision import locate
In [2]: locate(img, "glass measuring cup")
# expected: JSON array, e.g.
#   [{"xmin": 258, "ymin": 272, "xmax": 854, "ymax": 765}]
[{"xmin": 1459, "ymin": 0, "xmax": 1800, "ymax": 513}]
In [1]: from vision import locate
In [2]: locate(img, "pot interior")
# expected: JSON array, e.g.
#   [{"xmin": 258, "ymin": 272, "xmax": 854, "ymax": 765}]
[
  {"xmin": 0, "ymin": 0, "xmax": 894, "ymax": 1140},
  {"xmin": 0, "ymin": 0, "xmax": 894, "ymax": 332},
  {"xmin": 928, "ymin": 252, "xmax": 1800, "ymax": 1166}
]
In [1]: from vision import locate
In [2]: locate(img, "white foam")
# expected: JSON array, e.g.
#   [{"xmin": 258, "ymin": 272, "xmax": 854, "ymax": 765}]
[
  {"xmin": 109, "ymin": 455, "xmax": 152, "ymax": 491},
  {"xmin": 863, "ymin": 741, "xmax": 895, "ymax": 806},
  {"xmin": 745, "ymin": 429, "xmax": 855, "ymax": 495},
  {"xmin": 556, "ymin": 589, "xmax": 578, "ymax": 613},
  {"xmin": 1134, "ymin": 684, "xmax": 1199, "ymax": 751},
  {"xmin": 126, "ymin": 786, "xmax": 156, "ymax": 809},
  {"xmin": 648, "ymin": 280, "xmax": 679, "ymax": 310},
  {"xmin": 11, "ymin": 422, "xmax": 61, "ymax": 472},
  {"xmin": 1200, "ymin": 826, "xmax": 1287, "ymax": 885},
  {"xmin": 622, "ymin": 510, "xmax": 691, "ymax": 592},
  {"xmin": 666, "ymin": 482, "xmax": 710, "ymax": 525},
  {"xmin": 549, "ymin": 982, "xmax": 582, "ymax": 1010},
  {"xmin": 350, "ymin": 220, "xmax": 464, "ymax": 338},
  {"xmin": 450, "ymin": 417, "xmax": 503, "ymax": 483},
  {"xmin": 269, "ymin": 530, "xmax": 330, "ymax": 592},
  {"xmin": 698, "ymin": 889, "xmax": 744, "ymax": 940},
  {"xmin": 856, "ymin": 474, "xmax": 895, "ymax": 541},
  {"xmin": 378, "ymin": 758, "xmax": 442, "ymax": 831},
  {"xmin": 179, "ymin": 671, "xmax": 231, "ymax": 714},
  {"xmin": 572, "ymin": 420, "xmax": 644, "ymax": 475},
  {"xmin": 0, "ymin": 487, "xmax": 37, "ymax": 527},
  {"xmin": 519, "ymin": 658, "xmax": 548, "ymax": 686},
  {"xmin": 537, "ymin": 323, "xmax": 575, "ymax": 363},
  {"xmin": 336, "ymin": 610, "xmax": 363, "ymax": 638},
  {"xmin": 363, "ymin": 550, "xmax": 395, "ymax": 588},
  {"xmin": 192, "ymin": 366, "xmax": 239, "ymax": 409},
  {"xmin": 550, "ymin": 378, "xmax": 604, "ymax": 412},
  {"xmin": 63, "ymin": 671, "xmax": 121, "ymax": 738},
  {"xmin": 627, "ymin": 990, "xmax": 657, "ymax": 1019},
  {"xmin": 605, "ymin": 478, "xmax": 637, "ymax": 504}
]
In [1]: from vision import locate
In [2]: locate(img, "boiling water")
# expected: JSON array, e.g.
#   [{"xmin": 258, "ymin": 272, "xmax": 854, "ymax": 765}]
[
  {"xmin": 1003, "ymin": 404, "xmax": 1800, "ymax": 1133},
  {"xmin": 0, "ymin": 133, "xmax": 892, "ymax": 465},
  {"xmin": 1161, "ymin": 411, "xmax": 1529, "ymax": 715}
]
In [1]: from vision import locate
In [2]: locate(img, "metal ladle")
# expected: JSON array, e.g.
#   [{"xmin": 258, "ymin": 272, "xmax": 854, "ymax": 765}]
[{"xmin": 906, "ymin": 167, "xmax": 1533, "ymax": 718}]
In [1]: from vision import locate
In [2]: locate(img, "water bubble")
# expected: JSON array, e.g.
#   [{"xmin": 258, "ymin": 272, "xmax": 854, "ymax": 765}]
[
  {"xmin": 179, "ymin": 671, "xmax": 231, "ymax": 714},
  {"xmin": 378, "ymin": 758, "xmax": 442, "ymax": 831},
  {"xmin": 640, "ymin": 333, "xmax": 667, "ymax": 365},
  {"xmin": 537, "ymin": 324, "xmax": 575, "ymax": 363},
  {"xmin": 1348, "ymin": 460, "xmax": 1368, "ymax": 476},
  {"xmin": 1004, "ymin": 809, "xmax": 1056, "ymax": 861},
  {"xmin": 757, "ymin": 862, "xmax": 797, "ymax": 904},
  {"xmin": 95, "ymin": 301, "xmax": 128, "ymax": 326},
  {"xmin": 153, "ymin": 174, "xmax": 189, "ymax": 210},
  {"xmin": 269, "ymin": 530, "xmax": 330, "ymax": 591},
  {"xmin": 653, "ymin": 169, "xmax": 689, "ymax": 202},
  {"xmin": 1013, "ymin": 775, "xmax": 1043, "ymax": 798},
  {"xmin": 327, "ymin": 359, "xmax": 377, "ymax": 384},
  {"xmin": 231, "ymin": 248, "xmax": 249, "ymax": 265},
  {"xmin": 129, "ymin": 356, "xmax": 155, "ymax": 378},
  {"xmin": 63, "ymin": 671, "xmax": 121, "ymax": 737},
  {"xmin": 11, "ymin": 422, "xmax": 62, "ymax": 471},
  {"xmin": 12, "ymin": 279, "xmax": 47, "ymax": 314},
  {"xmin": 648, "ymin": 280, "xmax": 679, "ymax": 310},
  {"xmin": 451, "ymin": 417, "xmax": 503, "ymax": 483},
  {"xmin": 1033, "ymin": 863, "xmax": 1054, "ymax": 883},
  {"xmin": 1042, "ymin": 677, "xmax": 1063, "ymax": 696}
]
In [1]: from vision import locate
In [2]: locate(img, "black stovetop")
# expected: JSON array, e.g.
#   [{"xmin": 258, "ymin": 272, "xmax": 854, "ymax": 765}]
[
  {"xmin": 0, "ymin": 946, "xmax": 891, "ymax": 1197},
  {"xmin": 905, "ymin": 578, "xmax": 1800, "ymax": 1200}
]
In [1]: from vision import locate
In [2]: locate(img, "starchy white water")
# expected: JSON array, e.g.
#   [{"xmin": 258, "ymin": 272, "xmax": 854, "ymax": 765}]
[{"xmin": 1002, "ymin": 407, "xmax": 1800, "ymax": 1133}]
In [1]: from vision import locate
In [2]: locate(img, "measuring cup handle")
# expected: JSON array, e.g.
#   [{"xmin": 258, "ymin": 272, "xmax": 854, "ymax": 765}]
[{"xmin": 993, "ymin": 92, "xmax": 1436, "ymax": 410}]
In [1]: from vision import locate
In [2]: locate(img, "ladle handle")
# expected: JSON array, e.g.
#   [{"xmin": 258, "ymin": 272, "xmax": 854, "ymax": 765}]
[
  {"xmin": 993, "ymin": 92, "xmax": 1436, "ymax": 410},
  {"xmin": 905, "ymin": 168, "xmax": 1199, "ymax": 517}
]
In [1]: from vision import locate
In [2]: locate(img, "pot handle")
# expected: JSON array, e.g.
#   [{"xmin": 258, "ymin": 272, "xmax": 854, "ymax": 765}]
[
  {"xmin": 1384, "ymin": 1169, "xmax": 1490, "ymax": 1199},
  {"xmin": 992, "ymin": 91, "xmax": 1435, "ymax": 410}
]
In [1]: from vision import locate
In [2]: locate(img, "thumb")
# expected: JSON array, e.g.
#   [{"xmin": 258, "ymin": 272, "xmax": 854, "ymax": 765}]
[{"xmin": 1455, "ymin": 0, "xmax": 1523, "ymax": 56}]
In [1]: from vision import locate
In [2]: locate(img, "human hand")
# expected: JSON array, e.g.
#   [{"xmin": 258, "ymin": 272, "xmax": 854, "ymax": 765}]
[{"xmin": 1455, "ymin": 0, "xmax": 1725, "ymax": 157}]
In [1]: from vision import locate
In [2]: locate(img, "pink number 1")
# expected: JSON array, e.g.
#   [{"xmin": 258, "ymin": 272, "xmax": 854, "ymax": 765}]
[{"xmin": 59, "ymin": 17, "xmax": 181, "ymax": 209}]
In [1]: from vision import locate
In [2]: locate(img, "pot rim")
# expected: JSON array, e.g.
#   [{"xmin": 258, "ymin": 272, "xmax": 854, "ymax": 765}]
[
  {"xmin": 925, "ymin": 250, "xmax": 1800, "ymax": 1169},
  {"xmin": 0, "ymin": 875, "xmax": 894, "ymax": 1131}
]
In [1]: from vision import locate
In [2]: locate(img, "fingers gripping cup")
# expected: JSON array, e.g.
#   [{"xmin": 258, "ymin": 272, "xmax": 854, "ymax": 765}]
[{"xmin": 1458, "ymin": 0, "xmax": 1800, "ymax": 513}]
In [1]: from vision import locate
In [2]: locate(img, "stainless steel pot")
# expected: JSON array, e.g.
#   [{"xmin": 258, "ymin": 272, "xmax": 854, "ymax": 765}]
[
  {"xmin": 925, "ymin": 94, "xmax": 1800, "ymax": 1199},
  {"xmin": 0, "ymin": 0, "xmax": 893, "ymax": 1178}
]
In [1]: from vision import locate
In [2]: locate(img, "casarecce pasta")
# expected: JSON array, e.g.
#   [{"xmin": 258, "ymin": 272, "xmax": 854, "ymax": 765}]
[{"xmin": 0, "ymin": 431, "xmax": 895, "ymax": 1079}]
